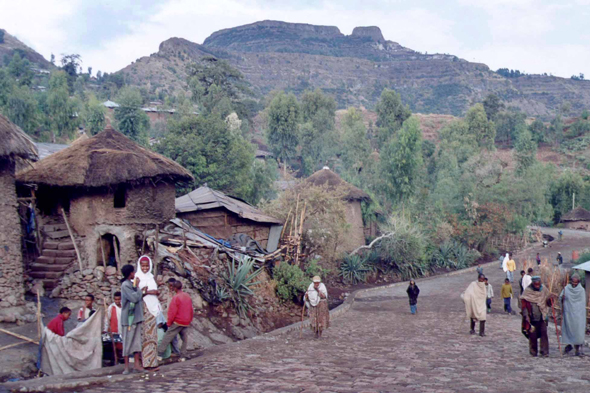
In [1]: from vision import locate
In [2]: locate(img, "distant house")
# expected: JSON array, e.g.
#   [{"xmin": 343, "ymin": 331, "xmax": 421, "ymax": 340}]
[
  {"xmin": 102, "ymin": 100, "xmax": 120, "ymax": 109},
  {"xmin": 0, "ymin": 114, "xmax": 38, "ymax": 307},
  {"xmin": 561, "ymin": 206, "xmax": 590, "ymax": 230},
  {"xmin": 175, "ymin": 186, "xmax": 283, "ymax": 252}
]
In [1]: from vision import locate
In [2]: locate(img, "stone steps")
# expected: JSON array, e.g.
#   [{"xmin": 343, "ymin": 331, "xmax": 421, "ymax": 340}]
[
  {"xmin": 29, "ymin": 270, "xmax": 64, "ymax": 280},
  {"xmin": 35, "ymin": 256, "xmax": 75, "ymax": 265},
  {"xmin": 29, "ymin": 263, "xmax": 71, "ymax": 272},
  {"xmin": 44, "ymin": 230, "xmax": 71, "ymax": 240},
  {"xmin": 42, "ymin": 249, "xmax": 76, "ymax": 258}
]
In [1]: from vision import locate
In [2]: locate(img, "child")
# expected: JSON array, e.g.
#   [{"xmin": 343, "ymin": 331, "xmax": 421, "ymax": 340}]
[
  {"xmin": 47, "ymin": 307, "xmax": 71, "ymax": 336},
  {"xmin": 77, "ymin": 293, "xmax": 96, "ymax": 324},
  {"xmin": 501, "ymin": 278, "xmax": 513, "ymax": 314},
  {"xmin": 536, "ymin": 253, "xmax": 541, "ymax": 266},
  {"xmin": 476, "ymin": 264, "xmax": 484, "ymax": 277},
  {"xmin": 485, "ymin": 278, "xmax": 493, "ymax": 313}
]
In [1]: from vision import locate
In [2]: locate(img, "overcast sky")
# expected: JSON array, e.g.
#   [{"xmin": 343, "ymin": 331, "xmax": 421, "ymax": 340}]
[{"xmin": 1, "ymin": 0, "xmax": 589, "ymax": 78}]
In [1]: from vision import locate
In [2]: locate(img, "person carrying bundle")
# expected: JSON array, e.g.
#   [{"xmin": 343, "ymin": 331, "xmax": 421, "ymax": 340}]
[{"xmin": 304, "ymin": 276, "xmax": 329, "ymax": 338}]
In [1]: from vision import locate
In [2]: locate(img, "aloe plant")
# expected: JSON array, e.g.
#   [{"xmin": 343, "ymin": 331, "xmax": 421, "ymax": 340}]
[{"xmin": 224, "ymin": 256, "xmax": 263, "ymax": 317}]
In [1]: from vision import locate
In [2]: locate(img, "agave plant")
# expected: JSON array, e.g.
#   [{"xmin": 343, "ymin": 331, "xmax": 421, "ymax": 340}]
[
  {"xmin": 339, "ymin": 254, "xmax": 371, "ymax": 284},
  {"xmin": 224, "ymin": 256, "xmax": 263, "ymax": 317}
]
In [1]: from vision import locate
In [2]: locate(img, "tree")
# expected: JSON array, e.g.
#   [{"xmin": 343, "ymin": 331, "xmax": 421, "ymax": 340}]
[
  {"xmin": 528, "ymin": 119, "xmax": 548, "ymax": 143},
  {"xmin": 380, "ymin": 116, "xmax": 423, "ymax": 203},
  {"xmin": 114, "ymin": 87, "xmax": 150, "ymax": 144},
  {"xmin": 514, "ymin": 126, "xmax": 537, "ymax": 175},
  {"xmin": 550, "ymin": 171, "xmax": 585, "ymax": 223},
  {"xmin": 339, "ymin": 107, "xmax": 371, "ymax": 178},
  {"xmin": 50, "ymin": 53, "xmax": 55, "ymax": 65},
  {"xmin": 494, "ymin": 109, "xmax": 526, "ymax": 146},
  {"xmin": 0, "ymin": 68, "xmax": 14, "ymax": 108},
  {"xmin": 0, "ymin": 30, "xmax": 5, "ymax": 44},
  {"xmin": 3, "ymin": 85, "xmax": 39, "ymax": 134},
  {"xmin": 375, "ymin": 89, "xmax": 411, "ymax": 143},
  {"xmin": 87, "ymin": 66, "xmax": 92, "ymax": 76},
  {"xmin": 465, "ymin": 103, "xmax": 496, "ymax": 149},
  {"xmin": 46, "ymin": 71, "xmax": 79, "ymax": 142},
  {"xmin": 482, "ymin": 93, "xmax": 504, "ymax": 121},
  {"xmin": 7, "ymin": 53, "xmax": 33, "ymax": 87},
  {"xmin": 265, "ymin": 92, "xmax": 300, "ymax": 175},
  {"xmin": 83, "ymin": 96, "xmax": 106, "ymax": 135},
  {"xmin": 60, "ymin": 54, "xmax": 82, "ymax": 92}
]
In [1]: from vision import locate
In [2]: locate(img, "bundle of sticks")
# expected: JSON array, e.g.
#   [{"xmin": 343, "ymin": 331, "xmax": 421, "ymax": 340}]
[{"xmin": 279, "ymin": 195, "xmax": 307, "ymax": 266}]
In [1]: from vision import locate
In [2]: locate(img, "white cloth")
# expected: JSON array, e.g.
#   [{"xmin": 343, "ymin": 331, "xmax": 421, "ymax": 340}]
[
  {"xmin": 41, "ymin": 309, "xmax": 103, "ymax": 376},
  {"xmin": 463, "ymin": 281, "xmax": 487, "ymax": 321},
  {"xmin": 502, "ymin": 253, "xmax": 509, "ymax": 273},
  {"xmin": 104, "ymin": 303, "xmax": 122, "ymax": 334},
  {"xmin": 305, "ymin": 283, "xmax": 328, "ymax": 307},
  {"xmin": 135, "ymin": 256, "xmax": 162, "ymax": 318},
  {"xmin": 486, "ymin": 284, "xmax": 494, "ymax": 299},
  {"xmin": 522, "ymin": 274, "xmax": 532, "ymax": 291}
]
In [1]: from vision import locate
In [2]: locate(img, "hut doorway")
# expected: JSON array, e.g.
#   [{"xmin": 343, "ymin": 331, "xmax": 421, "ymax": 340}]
[{"xmin": 97, "ymin": 233, "xmax": 121, "ymax": 269}]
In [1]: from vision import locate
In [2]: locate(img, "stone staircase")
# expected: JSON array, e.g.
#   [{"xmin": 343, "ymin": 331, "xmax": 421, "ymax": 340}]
[{"xmin": 28, "ymin": 221, "xmax": 77, "ymax": 291}]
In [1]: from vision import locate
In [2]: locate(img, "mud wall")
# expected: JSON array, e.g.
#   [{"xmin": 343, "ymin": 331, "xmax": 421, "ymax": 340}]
[{"xmin": 342, "ymin": 200, "xmax": 365, "ymax": 252}]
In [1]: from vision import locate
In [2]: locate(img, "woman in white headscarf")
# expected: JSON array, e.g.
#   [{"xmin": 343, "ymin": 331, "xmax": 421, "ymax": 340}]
[
  {"xmin": 502, "ymin": 253, "xmax": 509, "ymax": 273},
  {"xmin": 136, "ymin": 255, "xmax": 163, "ymax": 369},
  {"xmin": 304, "ymin": 276, "xmax": 329, "ymax": 338}
]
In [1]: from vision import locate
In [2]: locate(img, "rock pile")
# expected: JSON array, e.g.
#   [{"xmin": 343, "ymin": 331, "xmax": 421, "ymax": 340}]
[{"xmin": 51, "ymin": 265, "xmax": 120, "ymax": 301}]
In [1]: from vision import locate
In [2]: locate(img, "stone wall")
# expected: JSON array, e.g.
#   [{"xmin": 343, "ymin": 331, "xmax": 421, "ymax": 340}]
[{"xmin": 0, "ymin": 159, "xmax": 25, "ymax": 307}]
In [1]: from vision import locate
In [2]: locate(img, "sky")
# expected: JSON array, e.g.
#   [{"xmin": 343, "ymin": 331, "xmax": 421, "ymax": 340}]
[{"xmin": 1, "ymin": 0, "xmax": 589, "ymax": 78}]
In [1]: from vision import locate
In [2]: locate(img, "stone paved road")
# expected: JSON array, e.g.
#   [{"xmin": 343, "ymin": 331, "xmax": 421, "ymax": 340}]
[{"xmin": 69, "ymin": 250, "xmax": 590, "ymax": 393}]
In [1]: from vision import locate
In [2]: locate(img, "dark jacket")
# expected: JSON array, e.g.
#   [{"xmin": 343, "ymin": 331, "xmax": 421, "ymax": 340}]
[{"xmin": 407, "ymin": 285, "xmax": 420, "ymax": 305}]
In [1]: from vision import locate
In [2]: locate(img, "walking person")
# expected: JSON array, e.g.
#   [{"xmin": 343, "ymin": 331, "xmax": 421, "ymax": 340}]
[
  {"xmin": 518, "ymin": 271, "xmax": 525, "ymax": 296},
  {"xmin": 536, "ymin": 253, "xmax": 541, "ymax": 266},
  {"xmin": 485, "ymin": 278, "xmax": 493, "ymax": 313},
  {"xmin": 304, "ymin": 276, "xmax": 330, "ymax": 338},
  {"xmin": 136, "ymin": 255, "xmax": 163, "ymax": 370},
  {"xmin": 559, "ymin": 274, "xmax": 587, "ymax": 356},
  {"xmin": 120, "ymin": 264, "xmax": 145, "ymax": 375},
  {"xmin": 522, "ymin": 268, "xmax": 533, "ymax": 295},
  {"xmin": 158, "ymin": 281, "xmax": 193, "ymax": 361},
  {"xmin": 501, "ymin": 278, "xmax": 513, "ymax": 314},
  {"xmin": 556, "ymin": 252, "xmax": 563, "ymax": 265},
  {"xmin": 506, "ymin": 253, "xmax": 516, "ymax": 283},
  {"xmin": 463, "ymin": 274, "xmax": 487, "ymax": 337},
  {"xmin": 521, "ymin": 276, "xmax": 552, "ymax": 357},
  {"xmin": 406, "ymin": 279, "xmax": 420, "ymax": 315}
]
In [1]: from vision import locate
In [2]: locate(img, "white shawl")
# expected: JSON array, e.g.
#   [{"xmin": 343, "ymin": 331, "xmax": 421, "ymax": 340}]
[
  {"xmin": 502, "ymin": 253, "xmax": 509, "ymax": 273},
  {"xmin": 135, "ymin": 256, "xmax": 162, "ymax": 318},
  {"xmin": 305, "ymin": 282, "xmax": 328, "ymax": 307}
]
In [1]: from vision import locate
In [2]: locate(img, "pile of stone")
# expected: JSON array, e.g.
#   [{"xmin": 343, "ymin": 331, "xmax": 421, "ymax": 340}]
[{"xmin": 50, "ymin": 265, "xmax": 121, "ymax": 301}]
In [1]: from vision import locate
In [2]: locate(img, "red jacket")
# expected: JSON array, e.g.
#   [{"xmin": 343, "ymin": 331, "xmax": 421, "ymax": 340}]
[
  {"xmin": 47, "ymin": 314, "xmax": 66, "ymax": 336},
  {"xmin": 167, "ymin": 291, "xmax": 194, "ymax": 327}
]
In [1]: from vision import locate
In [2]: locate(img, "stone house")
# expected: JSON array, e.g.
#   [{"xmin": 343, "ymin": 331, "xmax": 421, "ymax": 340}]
[
  {"xmin": 0, "ymin": 114, "xmax": 39, "ymax": 307},
  {"xmin": 175, "ymin": 186, "xmax": 283, "ymax": 252},
  {"xmin": 305, "ymin": 167, "xmax": 371, "ymax": 252},
  {"xmin": 17, "ymin": 126, "xmax": 193, "ymax": 289},
  {"xmin": 561, "ymin": 206, "xmax": 590, "ymax": 230}
]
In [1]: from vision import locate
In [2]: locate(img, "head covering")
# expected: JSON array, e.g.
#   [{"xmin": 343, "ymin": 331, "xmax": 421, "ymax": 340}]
[
  {"xmin": 502, "ymin": 253, "xmax": 509, "ymax": 272},
  {"xmin": 312, "ymin": 276, "xmax": 321, "ymax": 283},
  {"xmin": 531, "ymin": 276, "xmax": 541, "ymax": 282},
  {"xmin": 135, "ymin": 255, "xmax": 162, "ymax": 318},
  {"xmin": 571, "ymin": 273, "xmax": 581, "ymax": 281}
]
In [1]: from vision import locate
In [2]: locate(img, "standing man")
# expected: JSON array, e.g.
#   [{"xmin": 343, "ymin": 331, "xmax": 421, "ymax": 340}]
[
  {"xmin": 501, "ymin": 278, "xmax": 513, "ymax": 314},
  {"xmin": 77, "ymin": 294, "xmax": 96, "ymax": 326},
  {"xmin": 506, "ymin": 254, "xmax": 516, "ymax": 283},
  {"xmin": 559, "ymin": 274, "xmax": 587, "ymax": 356},
  {"xmin": 556, "ymin": 252, "xmax": 563, "ymax": 265},
  {"xmin": 518, "ymin": 271, "xmax": 526, "ymax": 296},
  {"xmin": 158, "ymin": 281, "xmax": 193, "ymax": 361},
  {"xmin": 521, "ymin": 276, "xmax": 552, "ymax": 357},
  {"xmin": 485, "ymin": 278, "xmax": 493, "ymax": 313},
  {"xmin": 406, "ymin": 279, "xmax": 420, "ymax": 315},
  {"xmin": 463, "ymin": 274, "xmax": 487, "ymax": 337},
  {"xmin": 536, "ymin": 253, "xmax": 541, "ymax": 266}
]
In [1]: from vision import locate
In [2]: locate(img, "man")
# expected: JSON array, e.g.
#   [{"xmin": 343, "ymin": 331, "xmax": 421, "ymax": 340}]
[
  {"xmin": 463, "ymin": 274, "xmax": 487, "ymax": 337},
  {"xmin": 104, "ymin": 292, "xmax": 123, "ymax": 355},
  {"xmin": 158, "ymin": 281, "xmax": 193, "ymax": 361},
  {"xmin": 506, "ymin": 254, "xmax": 516, "ymax": 283},
  {"xmin": 559, "ymin": 274, "xmax": 587, "ymax": 356},
  {"xmin": 536, "ymin": 253, "xmax": 541, "ymax": 266},
  {"xmin": 518, "ymin": 271, "xmax": 525, "ymax": 296},
  {"xmin": 485, "ymin": 278, "xmax": 493, "ymax": 313},
  {"xmin": 77, "ymin": 294, "xmax": 96, "ymax": 325},
  {"xmin": 501, "ymin": 278, "xmax": 513, "ymax": 314},
  {"xmin": 47, "ymin": 307, "xmax": 71, "ymax": 336},
  {"xmin": 521, "ymin": 276, "xmax": 552, "ymax": 357},
  {"xmin": 556, "ymin": 252, "xmax": 563, "ymax": 265},
  {"xmin": 522, "ymin": 268, "xmax": 533, "ymax": 295}
]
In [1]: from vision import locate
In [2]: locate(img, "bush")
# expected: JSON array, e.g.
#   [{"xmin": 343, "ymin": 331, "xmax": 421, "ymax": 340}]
[
  {"xmin": 273, "ymin": 262, "xmax": 308, "ymax": 302},
  {"xmin": 339, "ymin": 254, "xmax": 371, "ymax": 284},
  {"xmin": 304, "ymin": 257, "xmax": 331, "ymax": 279},
  {"xmin": 223, "ymin": 256, "xmax": 263, "ymax": 317},
  {"xmin": 432, "ymin": 240, "xmax": 480, "ymax": 270}
]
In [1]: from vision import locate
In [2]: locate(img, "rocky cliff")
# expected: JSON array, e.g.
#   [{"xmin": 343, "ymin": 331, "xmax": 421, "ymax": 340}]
[{"xmin": 118, "ymin": 21, "xmax": 590, "ymax": 118}]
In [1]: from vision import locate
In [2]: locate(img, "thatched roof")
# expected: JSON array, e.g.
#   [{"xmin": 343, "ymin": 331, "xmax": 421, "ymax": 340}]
[
  {"xmin": 176, "ymin": 186, "xmax": 282, "ymax": 224},
  {"xmin": 0, "ymin": 114, "xmax": 38, "ymax": 161},
  {"xmin": 561, "ymin": 206, "xmax": 590, "ymax": 222},
  {"xmin": 17, "ymin": 126, "xmax": 193, "ymax": 187},
  {"xmin": 305, "ymin": 167, "xmax": 371, "ymax": 201}
]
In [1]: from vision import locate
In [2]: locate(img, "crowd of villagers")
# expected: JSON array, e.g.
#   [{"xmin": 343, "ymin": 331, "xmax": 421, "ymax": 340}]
[{"xmin": 47, "ymin": 256, "xmax": 195, "ymax": 374}]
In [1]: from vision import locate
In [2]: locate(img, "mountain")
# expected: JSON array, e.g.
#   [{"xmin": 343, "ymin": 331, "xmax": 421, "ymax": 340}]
[
  {"xmin": 118, "ymin": 20, "xmax": 590, "ymax": 118},
  {"xmin": 0, "ymin": 29, "xmax": 52, "ymax": 69}
]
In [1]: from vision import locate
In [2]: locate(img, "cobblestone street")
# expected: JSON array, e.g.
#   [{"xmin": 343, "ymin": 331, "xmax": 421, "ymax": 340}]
[{"xmin": 69, "ymin": 245, "xmax": 590, "ymax": 393}]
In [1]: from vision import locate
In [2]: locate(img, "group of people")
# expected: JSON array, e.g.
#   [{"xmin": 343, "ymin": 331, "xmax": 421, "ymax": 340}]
[{"xmin": 47, "ymin": 256, "xmax": 194, "ymax": 374}]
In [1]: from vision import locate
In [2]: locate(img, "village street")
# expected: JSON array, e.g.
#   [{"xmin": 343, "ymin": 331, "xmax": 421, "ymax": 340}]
[{"xmin": 62, "ymin": 232, "xmax": 590, "ymax": 393}]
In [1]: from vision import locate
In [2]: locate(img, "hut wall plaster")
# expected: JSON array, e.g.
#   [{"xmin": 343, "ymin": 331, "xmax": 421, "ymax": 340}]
[
  {"xmin": 0, "ymin": 160, "xmax": 25, "ymax": 306},
  {"xmin": 342, "ymin": 200, "xmax": 365, "ymax": 252},
  {"xmin": 564, "ymin": 221, "xmax": 590, "ymax": 231}
]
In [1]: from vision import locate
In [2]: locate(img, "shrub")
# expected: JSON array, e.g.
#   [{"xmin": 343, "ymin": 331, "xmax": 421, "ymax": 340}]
[
  {"xmin": 273, "ymin": 262, "xmax": 308, "ymax": 302},
  {"xmin": 304, "ymin": 257, "xmax": 331, "ymax": 279},
  {"xmin": 339, "ymin": 254, "xmax": 371, "ymax": 284},
  {"xmin": 432, "ymin": 240, "xmax": 480, "ymax": 270},
  {"xmin": 223, "ymin": 256, "xmax": 263, "ymax": 317}
]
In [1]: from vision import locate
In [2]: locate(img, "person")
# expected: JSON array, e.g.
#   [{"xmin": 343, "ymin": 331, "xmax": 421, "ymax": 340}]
[
  {"xmin": 536, "ymin": 253, "xmax": 541, "ymax": 266},
  {"xmin": 556, "ymin": 252, "xmax": 563, "ymax": 265},
  {"xmin": 47, "ymin": 307, "xmax": 71, "ymax": 336},
  {"xmin": 77, "ymin": 294, "xmax": 96, "ymax": 325},
  {"xmin": 158, "ymin": 281, "xmax": 193, "ymax": 361},
  {"xmin": 502, "ymin": 253, "xmax": 509, "ymax": 271},
  {"xmin": 136, "ymin": 255, "xmax": 163, "ymax": 370},
  {"xmin": 558, "ymin": 230, "xmax": 563, "ymax": 241},
  {"xmin": 559, "ymin": 274, "xmax": 587, "ymax": 356},
  {"xmin": 476, "ymin": 264, "xmax": 483, "ymax": 277},
  {"xmin": 120, "ymin": 264, "xmax": 144, "ymax": 374},
  {"xmin": 506, "ymin": 254, "xmax": 516, "ymax": 283},
  {"xmin": 485, "ymin": 278, "xmax": 493, "ymax": 313},
  {"xmin": 518, "ymin": 271, "xmax": 525, "ymax": 296},
  {"xmin": 521, "ymin": 276, "xmax": 552, "ymax": 357},
  {"xmin": 304, "ymin": 276, "xmax": 330, "ymax": 338},
  {"xmin": 104, "ymin": 292, "xmax": 123, "ymax": 354},
  {"xmin": 463, "ymin": 274, "xmax": 487, "ymax": 337},
  {"xmin": 501, "ymin": 278, "xmax": 513, "ymax": 314},
  {"xmin": 522, "ymin": 268, "xmax": 533, "ymax": 295},
  {"xmin": 406, "ymin": 279, "xmax": 420, "ymax": 315}
]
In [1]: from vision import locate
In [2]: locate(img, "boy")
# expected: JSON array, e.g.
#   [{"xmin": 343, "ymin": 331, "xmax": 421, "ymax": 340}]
[
  {"xmin": 47, "ymin": 307, "xmax": 71, "ymax": 336},
  {"xmin": 476, "ymin": 264, "xmax": 484, "ymax": 277},
  {"xmin": 501, "ymin": 278, "xmax": 513, "ymax": 314},
  {"xmin": 77, "ymin": 294, "xmax": 96, "ymax": 324},
  {"xmin": 506, "ymin": 254, "xmax": 516, "ymax": 282},
  {"xmin": 104, "ymin": 292, "xmax": 122, "ymax": 338},
  {"xmin": 485, "ymin": 278, "xmax": 493, "ymax": 313}
]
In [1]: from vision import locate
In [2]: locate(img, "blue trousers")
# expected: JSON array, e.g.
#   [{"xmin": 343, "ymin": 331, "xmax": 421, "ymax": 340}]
[
  {"xmin": 410, "ymin": 304, "xmax": 417, "ymax": 314},
  {"xmin": 504, "ymin": 297, "xmax": 512, "ymax": 313}
]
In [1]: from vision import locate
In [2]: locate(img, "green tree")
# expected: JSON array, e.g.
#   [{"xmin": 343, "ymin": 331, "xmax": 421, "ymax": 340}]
[
  {"xmin": 380, "ymin": 116, "xmax": 423, "ymax": 203},
  {"xmin": 247, "ymin": 159, "xmax": 278, "ymax": 204},
  {"xmin": 46, "ymin": 71, "xmax": 79, "ymax": 142},
  {"xmin": 528, "ymin": 119, "xmax": 548, "ymax": 143},
  {"xmin": 550, "ymin": 171, "xmax": 585, "ymax": 223},
  {"xmin": 375, "ymin": 89, "xmax": 411, "ymax": 143},
  {"xmin": 494, "ymin": 110, "xmax": 526, "ymax": 146},
  {"xmin": 0, "ymin": 30, "xmax": 5, "ymax": 44},
  {"xmin": 0, "ymin": 68, "xmax": 14, "ymax": 108},
  {"xmin": 514, "ymin": 126, "xmax": 537, "ymax": 175},
  {"xmin": 60, "ymin": 54, "xmax": 82, "ymax": 92},
  {"xmin": 114, "ymin": 87, "xmax": 150, "ymax": 144},
  {"xmin": 339, "ymin": 107, "xmax": 371, "ymax": 178},
  {"xmin": 265, "ymin": 92, "xmax": 300, "ymax": 175},
  {"xmin": 83, "ymin": 96, "xmax": 106, "ymax": 135},
  {"xmin": 465, "ymin": 103, "xmax": 496, "ymax": 149},
  {"xmin": 482, "ymin": 93, "xmax": 504, "ymax": 121},
  {"xmin": 7, "ymin": 53, "xmax": 33, "ymax": 87},
  {"xmin": 548, "ymin": 115, "xmax": 564, "ymax": 144},
  {"xmin": 3, "ymin": 85, "xmax": 39, "ymax": 134}
]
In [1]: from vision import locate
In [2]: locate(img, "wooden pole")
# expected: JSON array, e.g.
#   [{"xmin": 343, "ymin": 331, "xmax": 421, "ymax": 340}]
[
  {"xmin": 0, "ymin": 328, "xmax": 39, "ymax": 345},
  {"xmin": 550, "ymin": 298, "xmax": 562, "ymax": 356},
  {"xmin": 113, "ymin": 236, "xmax": 121, "ymax": 268},
  {"xmin": 36, "ymin": 290, "xmax": 42, "ymax": 341},
  {"xmin": 31, "ymin": 190, "xmax": 42, "ymax": 255},
  {"xmin": 61, "ymin": 208, "xmax": 83, "ymax": 271},
  {"xmin": 280, "ymin": 209, "xmax": 292, "ymax": 240},
  {"xmin": 0, "ymin": 342, "xmax": 30, "ymax": 352},
  {"xmin": 154, "ymin": 224, "xmax": 159, "ymax": 276},
  {"xmin": 99, "ymin": 237, "xmax": 107, "ymax": 270}
]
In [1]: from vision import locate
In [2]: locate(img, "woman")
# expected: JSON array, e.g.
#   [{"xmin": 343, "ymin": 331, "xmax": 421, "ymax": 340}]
[
  {"xmin": 136, "ymin": 255, "xmax": 163, "ymax": 370},
  {"xmin": 120, "ymin": 264, "xmax": 144, "ymax": 374},
  {"xmin": 304, "ymin": 276, "xmax": 329, "ymax": 338},
  {"xmin": 406, "ymin": 279, "xmax": 420, "ymax": 315}
]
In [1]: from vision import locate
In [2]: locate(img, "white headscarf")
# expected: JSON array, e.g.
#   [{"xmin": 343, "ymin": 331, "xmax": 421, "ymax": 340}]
[
  {"xmin": 306, "ymin": 282, "xmax": 328, "ymax": 307},
  {"xmin": 135, "ymin": 255, "xmax": 162, "ymax": 318},
  {"xmin": 502, "ymin": 253, "xmax": 509, "ymax": 273}
]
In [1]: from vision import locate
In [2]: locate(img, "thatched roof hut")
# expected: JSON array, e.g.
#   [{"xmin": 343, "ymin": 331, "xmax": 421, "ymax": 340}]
[
  {"xmin": 305, "ymin": 167, "xmax": 370, "ymax": 201},
  {"xmin": 17, "ymin": 126, "xmax": 193, "ymax": 187},
  {"xmin": 0, "ymin": 114, "xmax": 38, "ymax": 161},
  {"xmin": 561, "ymin": 207, "xmax": 590, "ymax": 222}
]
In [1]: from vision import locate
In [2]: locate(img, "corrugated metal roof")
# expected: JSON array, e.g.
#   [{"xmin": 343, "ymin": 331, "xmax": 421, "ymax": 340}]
[
  {"xmin": 572, "ymin": 261, "xmax": 590, "ymax": 272},
  {"xmin": 176, "ymin": 186, "xmax": 282, "ymax": 224},
  {"xmin": 35, "ymin": 142, "xmax": 69, "ymax": 160},
  {"xmin": 102, "ymin": 100, "xmax": 120, "ymax": 108}
]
